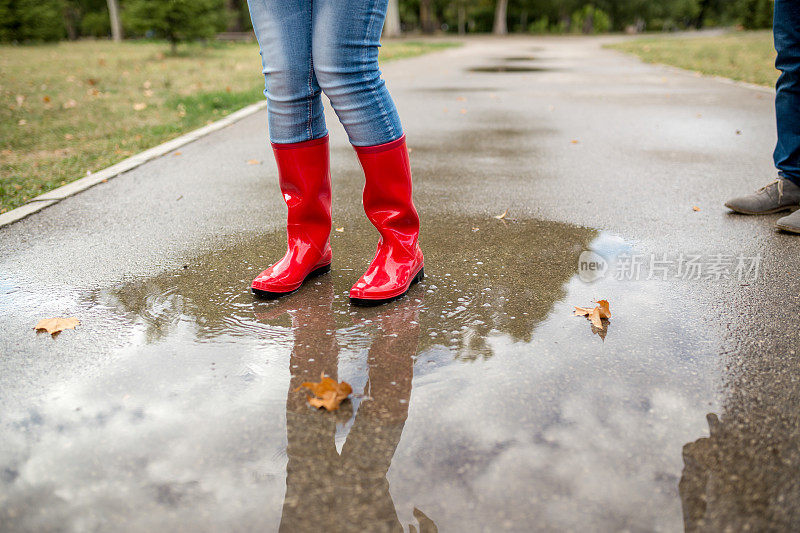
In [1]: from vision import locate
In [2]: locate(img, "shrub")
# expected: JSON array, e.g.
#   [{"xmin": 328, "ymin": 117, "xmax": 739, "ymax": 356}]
[
  {"xmin": 123, "ymin": 0, "xmax": 227, "ymax": 53},
  {"xmin": 571, "ymin": 5, "xmax": 612, "ymax": 34},
  {"xmin": 0, "ymin": 0, "xmax": 66, "ymax": 42},
  {"xmin": 528, "ymin": 16, "xmax": 549, "ymax": 34},
  {"xmin": 737, "ymin": 0, "xmax": 773, "ymax": 29},
  {"xmin": 80, "ymin": 9, "xmax": 110, "ymax": 37}
]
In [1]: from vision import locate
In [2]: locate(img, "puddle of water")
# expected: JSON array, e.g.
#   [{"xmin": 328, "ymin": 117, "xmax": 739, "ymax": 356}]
[
  {"xmin": 468, "ymin": 66, "xmax": 554, "ymax": 73},
  {"xmin": 416, "ymin": 86, "xmax": 501, "ymax": 93},
  {"xmin": 0, "ymin": 215, "xmax": 720, "ymax": 530}
]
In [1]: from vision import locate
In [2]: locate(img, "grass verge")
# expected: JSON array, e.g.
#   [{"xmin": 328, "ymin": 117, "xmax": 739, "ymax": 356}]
[
  {"xmin": 608, "ymin": 30, "xmax": 778, "ymax": 88},
  {"xmin": 0, "ymin": 39, "xmax": 459, "ymax": 212}
]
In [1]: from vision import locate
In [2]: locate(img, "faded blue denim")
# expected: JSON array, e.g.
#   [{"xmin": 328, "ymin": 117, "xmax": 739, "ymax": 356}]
[
  {"xmin": 246, "ymin": 0, "xmax": 403, "ymax": 146},
  {"xmin": 774, "ymin": 0, "xmax": 800, "ymax": 185}
]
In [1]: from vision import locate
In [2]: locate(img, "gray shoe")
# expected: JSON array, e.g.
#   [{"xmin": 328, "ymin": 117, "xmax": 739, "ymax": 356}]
[
  {"xmin": 724, "ymin": 177, "xmax": 800, "ymax": 214},
  {"xmin": 776, "ymin": 209, "xmax": 800, "ymax": 234}
]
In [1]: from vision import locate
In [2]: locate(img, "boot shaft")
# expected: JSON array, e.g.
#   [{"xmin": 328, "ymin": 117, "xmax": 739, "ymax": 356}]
[
  {"xmin": 272, "ymin": 136, "xmax": 332, "ymax": 243},
  {"xmin": 354, "ymin": 135, "xmax": 420, "ymax": 253}
]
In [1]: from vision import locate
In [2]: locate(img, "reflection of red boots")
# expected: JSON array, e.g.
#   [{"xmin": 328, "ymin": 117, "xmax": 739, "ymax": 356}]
[
  {"xmin": 350, "ymin": 135, "xmax": 424, "ymax": 305},
  {"xmin": 252, "ymin": 136, "xmax": 332, "ymax": 299}
]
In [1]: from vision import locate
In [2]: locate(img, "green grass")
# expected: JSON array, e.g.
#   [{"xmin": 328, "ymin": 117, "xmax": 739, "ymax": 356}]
[
  {"xmin": 0, "ymin": 39, "xmax": 458, "ymax": 212},
  {"xmin": 608, "ymin": 30, "xmax": 779, "ymax": 88}
]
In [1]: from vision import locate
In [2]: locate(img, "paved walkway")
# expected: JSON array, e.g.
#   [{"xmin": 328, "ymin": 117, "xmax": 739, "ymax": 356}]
[{"xmin": 1, "ymin": 36, "xmax": 798, "ymax": 531}]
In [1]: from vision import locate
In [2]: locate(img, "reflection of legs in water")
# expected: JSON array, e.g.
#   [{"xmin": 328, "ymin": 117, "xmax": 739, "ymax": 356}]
[
  {"xmin": 272, "ymin": 282, "xmax": 341, "ymax": 531},
  {"xmin": 679, "ymin": 411, "xmax": 800, "ymax": 531},
  {"xmin": 279, "ymin": 298, "xmax": 423, "ymax": 532},
  {"xmin": 679, "ymin": 413, "xmax": 719, "ymax": 532},
  {"xmin": 338, "ymin": 302, "xmax": 420, "ymax": 530}
]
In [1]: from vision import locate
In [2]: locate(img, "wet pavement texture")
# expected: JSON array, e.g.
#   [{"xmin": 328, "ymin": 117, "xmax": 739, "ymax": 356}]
[{"xmin": 1, "ymin": 36, "xmax": 800, "ymax": 531}]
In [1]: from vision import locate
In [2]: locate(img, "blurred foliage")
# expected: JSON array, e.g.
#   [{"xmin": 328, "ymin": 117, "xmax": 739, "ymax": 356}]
[
  {"xmin": 123, "ymin": 0, "xmax": 227, "ymax": 52},
  {"xmin": 0, "ymin": 0, "xmax": 66, "ymax": 42},
  {"xmin": 0, "ymin": 0, "xmax": 777, "ymax": 43}
]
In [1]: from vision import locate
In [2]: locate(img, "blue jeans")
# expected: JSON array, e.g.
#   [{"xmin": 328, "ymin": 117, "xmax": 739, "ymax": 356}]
[
  {"xmin": 246, "ymin": 0, "xmax": 403, "ymax": 146},
  {"xmin": 774, "ymin": 0, "xmax": 800, "ymax": 185}
]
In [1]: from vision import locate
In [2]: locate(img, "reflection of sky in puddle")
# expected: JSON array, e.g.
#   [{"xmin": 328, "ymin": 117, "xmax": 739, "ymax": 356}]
[{"xmin": 0, "ymin": 223, "xmax": 720, "ymax": 531}]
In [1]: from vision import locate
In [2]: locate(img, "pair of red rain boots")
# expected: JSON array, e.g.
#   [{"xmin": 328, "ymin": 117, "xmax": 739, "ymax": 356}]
[{"xmin": 250, "ymin": 135, "xmax": 424, "ymax": 306}]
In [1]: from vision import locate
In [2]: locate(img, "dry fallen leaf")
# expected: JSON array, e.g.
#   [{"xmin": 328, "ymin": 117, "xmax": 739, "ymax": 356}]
[
  {"xmin": 574, "ymin": 300, "xmax": 611, "ymax": 330},
  {"xmin": 571, "ymin": 139, "xmax": 580, "ymax": 144},
  {"xmin": 247, "ymin": 159, "xmax": 261, "ymax": 165},
  {"xmin": 494, "ymin": 209, "xmax": 508, "ymax": 220},
  {"xmin": 34, "ymin": 317, "xmax": 79, "ymax": 335},
  {"xmin": 295, "ymin": 373, "xmax": 352, "ymax": 411},
  {"xmin": 692, "ymin": 206, "xmax": 701, "ymax": 212},
  {"xmin": 133, "ymin": 102, "xmax": 147, "ymax": 111},
  {"xmin": 595, "ymin": 299, "xmax": 611, "ymax": 319}
]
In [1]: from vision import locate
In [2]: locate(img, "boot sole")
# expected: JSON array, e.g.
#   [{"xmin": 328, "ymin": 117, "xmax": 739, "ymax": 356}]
[
  {"xmin": 776, "ymin": 223, "xmax": 800, "ymax": 234},
  {"xmin": 724, "ymin": 203, "xmax": 798, "ymax": 215},
  {"xmin": 349, "ymin": 267, "xmax": 425, "ymax": 307},
  {"xmin": 251, "ymin": 263, "xmax": 331, "ymax": 299}
]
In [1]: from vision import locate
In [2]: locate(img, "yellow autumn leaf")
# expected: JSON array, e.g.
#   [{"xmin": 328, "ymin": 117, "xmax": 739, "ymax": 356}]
[
  {"xmin": 34, "ymin": 317, "xmax": 80, "ymax": 335},
  {"xmin": 295, "ymin": 373, "xmax": 352, "ymax": 411},
  {"xmin": 574, "ymin": 300, "xmax": 611, "ymax": 330}
]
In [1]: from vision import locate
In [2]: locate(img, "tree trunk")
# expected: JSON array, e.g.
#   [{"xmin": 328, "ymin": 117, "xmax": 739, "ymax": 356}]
[
  {"xmin": 420, "ymin": 0, "xmax": 435, "ymax": 34},
  {"xmin": 106, "ymin": 0, "xmax": 123, "ymax": 42},
  {"xmin": 493, "ymin": 0, "xmax": 508, "ymax": 35},
  {"xmin": 458, "ymin": 1, "xmax": 466, "ymax": 35},
  {"xmin": 63, "ymin": 4, "xmax": 79, "ymax": 40},
  {"xmin": 384, "ymin": 0, "xmax": 401, "ymax": 38}
]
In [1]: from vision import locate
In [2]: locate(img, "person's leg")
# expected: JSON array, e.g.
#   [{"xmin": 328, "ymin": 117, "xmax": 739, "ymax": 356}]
[
  {"xmin": 310, "ymin": 0, "xmax": 401, "ymax": 146},
  {"xmin": 312, "ymin": 0, "xmax": 423, "ymax": 305},
  {"xmin": 773, "ymin": 0, "xmax": 800, "ymax": 186},
  {"xmin": 247, "ymin": 0, "xmax": 326, "ymax": 143},
  {"xmin": 247, "ymin": 0, "xmax": 333, "ymax": 297},
  {"xmin": 769, "ymin": 0, "xmax": 800, "ymax": 233},
  {"xmin": 725, "ymin": 1, "xmax": 800, "ymax": 217}
]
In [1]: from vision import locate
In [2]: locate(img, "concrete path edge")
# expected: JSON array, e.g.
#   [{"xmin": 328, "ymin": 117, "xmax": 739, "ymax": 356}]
[{"xmin": 0, "ymin": 101, "xmax": 267, "ymax": 229}]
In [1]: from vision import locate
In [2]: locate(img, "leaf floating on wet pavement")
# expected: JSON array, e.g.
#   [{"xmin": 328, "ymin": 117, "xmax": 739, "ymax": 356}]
[
  {"xmin": 295, "ymin": 373, "xmax": 353, "ymax": 411},
  {"xmin": 574, "ymin": 299, "xmax": 611, "ymax": 331},
  {"xmin": 34, "ymin": 317, "xmax": 80, "ymax": 335}
]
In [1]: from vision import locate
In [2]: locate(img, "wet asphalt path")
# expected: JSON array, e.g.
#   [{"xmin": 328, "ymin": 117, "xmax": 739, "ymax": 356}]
[{"xmin": 1, "ymin": 36, "xmax": 799, "ymax": 531}]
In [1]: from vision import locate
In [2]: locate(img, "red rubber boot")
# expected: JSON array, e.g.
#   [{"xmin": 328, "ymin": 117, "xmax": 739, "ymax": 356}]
[
  {"xmin": 350, "ymin": 135, "xmax": 424, "ymax": 305},
  {"xmin": 252, "ymin": 135, "xmax": 332, "ymax": 298}
]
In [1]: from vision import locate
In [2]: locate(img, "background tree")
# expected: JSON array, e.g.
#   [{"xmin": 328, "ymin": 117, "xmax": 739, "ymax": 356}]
[
  {"xmin": 493, "ymin": 0, "xmax": 508, "ymax": 34},
  {"xmin": 123, "ymin": 0, "xmax": 227, "ymax": 53},
  {"xmin": 0, "ymin": 0, "xmax": 775, "ymax": 43},
  {"xmin": 385, "ymin": 0, "xmax": 401, "ymax": 37},
  {"xmin": 106, "ymin": 0, "xmax": 121, "ymax": 41},
  {"xmin": 420, "ymin": 0, "xmax": 436, "ymax": 33}
]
